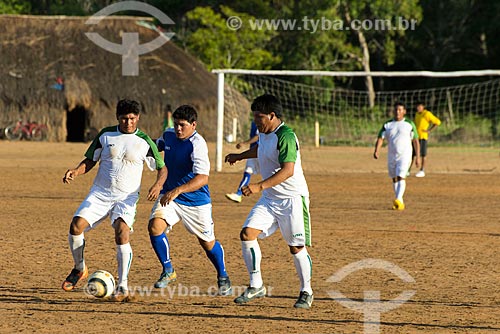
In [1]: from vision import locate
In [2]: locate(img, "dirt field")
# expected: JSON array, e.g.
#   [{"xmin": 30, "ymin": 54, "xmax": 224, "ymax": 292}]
[{"xmin": 0, "ymin": 141, "xmax": 499, "ymax": 333}]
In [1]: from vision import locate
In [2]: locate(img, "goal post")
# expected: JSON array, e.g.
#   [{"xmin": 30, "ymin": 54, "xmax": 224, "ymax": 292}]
[
  {"xmin": 216, "ymin": 72, "xmax": 225, "ymax": 172},
  {"xmin": 212, "ymin": 69, "xmax": 500, "ymax": 172}
]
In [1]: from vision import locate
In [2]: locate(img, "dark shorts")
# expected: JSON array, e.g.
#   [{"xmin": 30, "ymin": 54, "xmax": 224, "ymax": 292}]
[{"xmin": 413, "ymin": 139, "xmax": 428, "ymax": 157}]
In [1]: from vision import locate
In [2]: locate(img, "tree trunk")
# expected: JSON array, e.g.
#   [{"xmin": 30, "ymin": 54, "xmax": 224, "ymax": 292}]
[
  {"xmin": 356, "ymin": 29, "xmax": 375, "ymax": 108},
  {"xmin": 344, "ymin": 9, "xmax": 375, "ymax": 108}
]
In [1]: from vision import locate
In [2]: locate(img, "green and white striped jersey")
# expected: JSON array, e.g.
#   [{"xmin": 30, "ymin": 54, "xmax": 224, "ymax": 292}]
[
  {"xmin": 85, "ymin": 126, "xmax": 164, "ymax": 195},
  {"xmin": 378, "ymin": 118, "xmax": 418, "ymax": 159},
  {"xmin": 257, "ymin": 123, "xmax": 309, "ymax": 199}
]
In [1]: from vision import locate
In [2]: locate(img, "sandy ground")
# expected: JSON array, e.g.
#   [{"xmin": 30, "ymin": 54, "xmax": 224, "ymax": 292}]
[{"xmin": 0, "ymin": 141, "xmax": 499, "ymax": 333}]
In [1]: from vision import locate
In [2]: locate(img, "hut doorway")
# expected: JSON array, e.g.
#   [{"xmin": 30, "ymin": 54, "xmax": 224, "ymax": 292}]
[{"xmin": 66, "ymin": 106, "xmax": 88, "ymax": 142}]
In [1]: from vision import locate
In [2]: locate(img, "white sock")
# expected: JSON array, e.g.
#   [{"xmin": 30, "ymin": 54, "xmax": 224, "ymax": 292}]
[
  {"xmin": 241, "ymin": 240, "xmax": 263, "ymax": 288},
  {"xmin": 293, "ymin": 248, "xmax": 313, "ymax": 295},
  {"xmin": 68, "ymin": 233, "xmax": 85, "ymax": 271},
  {"xmin": 392, "ymin": 182, "xmax": 397, "ymax": 196},
  {"xmin": 395, "ymin": 180, "xmax": 406, "ymax": 202},
  {"xmin": 117, "ymin": 243, "xmax": 133, "ymax": 289}
]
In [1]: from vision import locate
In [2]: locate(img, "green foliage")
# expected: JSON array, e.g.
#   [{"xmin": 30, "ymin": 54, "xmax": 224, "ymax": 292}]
[
  {"xmin": 0, "ymin": 0, "xmax": 31, "ymax": 14},
  {"xmin": 48, "ymin": 0, "xmax": 87, "ymax": 15},
  {"xmin": 3, "ymin": 0, "xmax": 500, "ymax": 94},
  {"xmin": 402, "ymin": 0, "xmax": 500, "ymax": 72},
  {"xmin": 436, "ymin": 113, "xmax": 494, "ymax": 144},
  {"xmin": 185, "ymin": 6, "xmax": 280, "ymax": 71},
  {"xmin": 285, "ymin": 106, "xmax": 498, "ymax": 147},
  {"xmin": 270, "ymin": 2, "xmax": 362, "ymax": 88},
  {"xmin": 339, "ymin": 0, "xmax": 422, "ymax": 66},
  {"xmin": 4, "ymin": 0, "xmax": 136, "ymax": 15},
  {"xmin": 283, "ymin": 103, "xmax": 387, "ymax": 146}
]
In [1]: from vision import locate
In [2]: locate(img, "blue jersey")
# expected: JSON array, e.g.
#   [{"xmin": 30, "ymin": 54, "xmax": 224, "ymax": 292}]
[
  {"xmin": 156, "ymin": 129, "xmax": 211, "ymax": 206},
  {"xmin": 249, "ymin": 121, "xmax": 259, "ymax": 149}
]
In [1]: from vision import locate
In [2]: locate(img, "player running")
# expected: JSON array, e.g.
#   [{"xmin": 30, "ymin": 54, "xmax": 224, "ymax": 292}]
[
  {"xmin": 374, "ymin": 102, "xmax": 420, "ymax": 210},
  {"xmin": 225, "ymin": 121, "xmax": 260, "ymax": 203},
  {"xmin": 148, "ymin": 105, "xmax": 232, "ymax": 296},
  {"xmin": 225, "ymin": 94, "xmax": 313, "ymax": 309},
  {"xmin": 62, "ymin": 99, "xmax": 167, "ymax": 301}
]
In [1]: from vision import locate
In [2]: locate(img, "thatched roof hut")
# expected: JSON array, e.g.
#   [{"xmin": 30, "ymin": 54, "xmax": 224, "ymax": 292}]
[{"xmin": 0, "ymin": 15, "xmax": 249, "ymax": 142}]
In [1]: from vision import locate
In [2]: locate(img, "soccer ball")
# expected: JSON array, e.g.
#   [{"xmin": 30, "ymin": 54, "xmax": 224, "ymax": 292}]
[{"xmin": 86, "ymin": 270, "xmax": 115, "ymax": 298}]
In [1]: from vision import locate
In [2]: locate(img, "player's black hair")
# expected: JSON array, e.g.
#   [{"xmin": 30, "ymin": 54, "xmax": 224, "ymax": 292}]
[
  {"xmin": 116, "ymin": 99, "xmax": 141, "ymax": 116},
  {"xmin": 251, "ymin": 94, "xmax": 283, "ymax": 118},
  {"xmin": 416, "ymin": 101, "xmax": 425, "ymax": 106},
  {"xmin": 173, "ymin": 105, "xmax": 198, "ymax": 124},
  {"xmin": 394, "ymin": 101, "xmax": 406, "ymax": 109}
]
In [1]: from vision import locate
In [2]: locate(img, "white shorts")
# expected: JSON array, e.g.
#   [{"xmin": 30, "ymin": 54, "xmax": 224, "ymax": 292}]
[
  {"xmin": 74, "ymin": 185, "xmax": 138, "ymax": 232},
  {"xmin": 243, "ymin": 195, "xmax": 311, "ymax": 247},
  {"xmin": 149, "ymin": 199, "xmax": 215, "ymax": 242},
  {"xmin": 245, "ymin": 158, "xmax": 260, "ymax": 175},
  {"xmin": 388, "ymin": 155, "xmax": 411, "ymax": 179}
]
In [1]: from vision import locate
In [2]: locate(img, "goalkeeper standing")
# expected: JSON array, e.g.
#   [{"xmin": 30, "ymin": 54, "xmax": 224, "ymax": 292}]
[{"xmin": 411, "ymin": 102, "xmax": 441, "ymax": 177}]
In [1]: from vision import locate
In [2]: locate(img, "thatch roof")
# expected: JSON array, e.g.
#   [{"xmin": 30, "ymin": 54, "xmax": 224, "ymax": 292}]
[{"xmin": 0, "ymin": 15, "xmax": 249, "ymax": 141}]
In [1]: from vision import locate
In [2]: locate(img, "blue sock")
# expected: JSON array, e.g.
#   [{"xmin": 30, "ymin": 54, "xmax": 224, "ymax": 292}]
[
  {"xmin": 150, "ymin": 234, "xmax": 173, "ymax": 273},
  {"xmin": 236, "ymin": 172, "xmax": 251, "ymax": 196},
  {"xmin": 205, "ymin": 240, "xmax": 228, "ymax": 278}
]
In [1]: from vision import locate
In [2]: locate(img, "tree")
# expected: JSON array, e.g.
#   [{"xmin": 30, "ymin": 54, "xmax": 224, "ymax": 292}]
[
  {"xmin": 0, "ymin": 0, "xmax": 31, "ymax": 14},
  {"xmin": 339, "ymin": 0, "xmax": 422, "ymax": 107},
  {"xmin": 8, "ymin": 0, "xmax": 122, "ymax": 15},
  {"xmin": 184, "ymin": 6, "xmax": 280, "ymax": 71},
  {"xmin": 278, "ymin": 2, "xmax": 356, "ymax": 72},
  {"xmin": 403, "ymin": 0, "xmax": 500, "ymax": 71},
  {"xmin": 261, "ymin": 1, "xmax": 361, "ymax": 87}
]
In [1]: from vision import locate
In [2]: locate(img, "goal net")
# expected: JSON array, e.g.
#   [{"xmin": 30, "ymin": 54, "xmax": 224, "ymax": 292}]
[{"xmin": 214, "ymin": 69, "xmax": 500, "ymax": 172}]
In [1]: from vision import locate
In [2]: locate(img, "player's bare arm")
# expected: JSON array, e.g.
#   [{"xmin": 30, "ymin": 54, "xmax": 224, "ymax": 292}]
[
  {"xmin": 242, "ymin": 161, "xmax": 294, "ymax": 196},
  {"xmin": 225, "ymin": 145, "xmax": 258, "ymax": 165},
  {"xmin": 160, "ymin": 173, "xmax": 208, "ymax": 206},
  {"xmin": 147, "ymin": 166, "xmax": 168, "ymax": 201},
  {"xmin": 425, "ymin": 123, "xmax": 438, "ymax": 133},
  {"xmin": 63, "ymin": 158, "xmax": 97, "ymax": 184},
  {"xmin": 413, "ymin": 138, "xmax": 421, "ymax": 168},
  {"xmin": 236, "ymin": 135, "xmax": 259, "ymax": 149},
  {"xmin": 373, "ymin": 137, "xmax": 384, "ymax": 159}
]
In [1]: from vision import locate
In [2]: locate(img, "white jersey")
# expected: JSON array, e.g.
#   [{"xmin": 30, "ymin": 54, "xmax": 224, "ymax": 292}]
[
  {"xmin": 258, "ymin": 122, "xmax": 309, "ymax": 199},
  {"xmin": 378, "ymin": 118, "xmax": 418, "ymax": 160},
  {"xmin": 85, "ymin": 126, "xmax": 164, "ymax": 196}
]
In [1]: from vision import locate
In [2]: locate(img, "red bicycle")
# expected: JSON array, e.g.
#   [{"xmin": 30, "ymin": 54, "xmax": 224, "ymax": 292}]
[{"xmin": 4, "ymin": 119, "xmax": 49, "ymax": 141}]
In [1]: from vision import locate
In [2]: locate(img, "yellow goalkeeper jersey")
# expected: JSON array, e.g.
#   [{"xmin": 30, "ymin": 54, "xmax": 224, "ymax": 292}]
[{"xmin": 415, "ymin": 109, "xmax": 441, "ymax": 140}]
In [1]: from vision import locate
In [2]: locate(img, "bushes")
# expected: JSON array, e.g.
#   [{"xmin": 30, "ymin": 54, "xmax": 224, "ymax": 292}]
[{"xmin": 284, "ymin": 105, "xmax": 498, "ymax": 147}]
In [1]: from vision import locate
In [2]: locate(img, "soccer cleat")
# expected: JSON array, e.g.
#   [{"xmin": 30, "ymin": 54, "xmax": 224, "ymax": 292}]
[
  {"xmin": 154, "ymin": 270, "xmax": 177, "ymax": 288},
  {"xmin": 217, "ymin": 276, "xmax": 232, "ymax": 296},
  {"xmin": 294, "ymin": 291, "xmax": 314, "ymax": 309},
  {"xmin": 225, "ymin": 193, "xmax": 242, "ymax": 203},
  {"xmin": 392, "ymin": 199, "xmax": 405, "ymax": 211},
  {"xmin": 415, "ymin": 170, "xmax": 425, "ymax": 177},
  {"xmin": 234, "ymin": 286, "xmax": 266, "ymax": 304},
  {"xmin": 62, "ymin": 266, "xmax": 88, "ymax": 291},
  {"xmin": 110, "ymin": 286, "xmax": 130, "ymax": 302}
]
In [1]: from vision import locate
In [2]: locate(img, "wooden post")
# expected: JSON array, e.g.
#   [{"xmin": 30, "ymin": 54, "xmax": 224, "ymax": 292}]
[
  {"xmin": 232, "ymin": 118, "xmax": 237, "ymax": 143},
  {"xmin": 446, "ymin": 90, "xmax": 455, "ymax": 128},
  {"xmin": 315, "ymin": 120, "xmax": 320, "ymax": 148}
]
